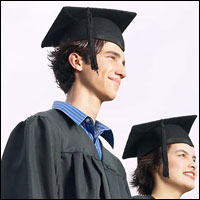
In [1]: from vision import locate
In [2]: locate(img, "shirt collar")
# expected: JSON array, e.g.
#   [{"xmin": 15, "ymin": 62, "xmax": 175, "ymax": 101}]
[
  {"xmin": 52, "ymin": 101, "xmax": 86, "ymax": 125},
  {"xmin": 95, "ymin": 121, "xmax": 114, "ymax": 148},
  {"xmin": 52, "ymin": 101, "xmax": 114, "ymax": 148}
]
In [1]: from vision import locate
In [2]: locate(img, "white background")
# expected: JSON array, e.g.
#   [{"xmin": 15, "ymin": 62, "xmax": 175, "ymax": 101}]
[{"xmin": 1, "ymin": 1, "xmax": 199, "ymax": 199}]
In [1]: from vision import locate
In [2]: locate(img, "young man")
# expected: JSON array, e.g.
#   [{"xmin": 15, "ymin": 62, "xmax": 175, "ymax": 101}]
[
  {"xmin": 1, "ymin": 6, "xmax": 136, "ymax": 199},
  {"xmin": 122, "ymin": 115, "xmax": 198, "ymax": 199}
]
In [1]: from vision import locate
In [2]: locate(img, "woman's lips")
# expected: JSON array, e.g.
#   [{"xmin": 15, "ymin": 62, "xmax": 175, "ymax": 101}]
[{"xmin": 183, "ymin": 171, "xmax": 195, "ymax": 180}]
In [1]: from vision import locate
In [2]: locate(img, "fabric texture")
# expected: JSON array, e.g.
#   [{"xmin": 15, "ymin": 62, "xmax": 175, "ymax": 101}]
[
  {"xmin": 1, "ymin": 109, "xmax": 131, "ymax": 199},
  {"xmin": 132, "ymin": 195, "xmax": 155, "ymax": 199},
  {"xmin": 52, "ymin": 101, "xmax": 114, "ymax": 160}
]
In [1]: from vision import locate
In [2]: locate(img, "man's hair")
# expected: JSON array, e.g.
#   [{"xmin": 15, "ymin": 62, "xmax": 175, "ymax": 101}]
[
  {"xmin": 48, "ymin": 39, "xmax": 106, "ymax": 94},
  {"xmin": 130, "ymin": 146, "xmax": 166, "ymax": 195}
]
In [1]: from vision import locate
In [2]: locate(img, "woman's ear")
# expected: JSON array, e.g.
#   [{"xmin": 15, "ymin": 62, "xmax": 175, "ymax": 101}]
[
  {"xmin": 150, "ymin": 165, "xmax": 160, "ymax": 175},
  {"xmin": 68, "ymin": 53, "xmax": 83, "ymax": 71}
]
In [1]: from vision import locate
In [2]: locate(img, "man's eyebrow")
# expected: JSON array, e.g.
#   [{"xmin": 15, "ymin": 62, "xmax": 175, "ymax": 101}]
[
  {"xmin": 175, "ymin": 149, "xmax": 196, "ymax": 160},
  {"xmin": 104, "ymin": 51, "xmax": 125, "ymax": 66}
]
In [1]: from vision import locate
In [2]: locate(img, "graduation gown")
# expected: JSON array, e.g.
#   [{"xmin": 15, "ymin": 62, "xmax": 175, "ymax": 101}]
[
  {"xmin": 132, "ymin": 195, "xmax": 155, "ymax": 199},
  {"xmin": 1, "ymin": 109, "xmax": 131, "ymax": 199}
]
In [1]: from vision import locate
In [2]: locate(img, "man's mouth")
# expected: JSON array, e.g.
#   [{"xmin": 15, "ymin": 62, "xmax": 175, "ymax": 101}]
[{"xmin": 108, "ymin": 77, "xmax": 120, "ymax": 86}]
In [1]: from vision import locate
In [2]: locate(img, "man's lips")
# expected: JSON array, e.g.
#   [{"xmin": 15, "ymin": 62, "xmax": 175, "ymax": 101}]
[{"xmin": 108, "ymin": 77, "xmax": 120, "ymax": 86}]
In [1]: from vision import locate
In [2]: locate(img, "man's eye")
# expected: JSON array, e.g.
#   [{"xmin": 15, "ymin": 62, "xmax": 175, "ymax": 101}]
[{"xmin": 179, "ymin": 154, "xmax": 185, "ymax": 157}]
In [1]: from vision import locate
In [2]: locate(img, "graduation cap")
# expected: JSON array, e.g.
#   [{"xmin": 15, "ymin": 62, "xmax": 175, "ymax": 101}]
[
  {"xmin": 41, "ymin": 6, "xmax": 137, "ymax": 72},
  {"xmin": 122, "ymin": 115, "xmax": 197, "ymax": 178}
]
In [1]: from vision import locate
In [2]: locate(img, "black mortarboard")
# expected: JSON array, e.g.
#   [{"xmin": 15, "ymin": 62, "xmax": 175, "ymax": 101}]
[
  {"xmin": 122, "ymin": 115, "xmax": 197, "ymax": 178},
  {"xmin": 41, "ymin": 6, "xmax": 137, "ymax": 72}
]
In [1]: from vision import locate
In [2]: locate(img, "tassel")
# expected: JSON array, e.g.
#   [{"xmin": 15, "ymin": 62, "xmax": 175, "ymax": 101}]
[
  {"xmin": 161, "ymin": 119, "xmax": 169, "ymax": 178},
  {"xmin": 86, "ymin": 7, "xmax": 99, "ymax": 73}
]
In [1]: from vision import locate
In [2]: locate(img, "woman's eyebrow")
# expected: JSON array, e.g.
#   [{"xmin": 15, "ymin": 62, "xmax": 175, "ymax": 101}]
[{"xmin": 175, "ymin": 149, "xmax": 188, "ymax": 154}]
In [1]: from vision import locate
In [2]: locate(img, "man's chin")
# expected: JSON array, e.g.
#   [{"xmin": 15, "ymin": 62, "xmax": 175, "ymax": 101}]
[{"xmin": 102, "ymin": 94, "xmax": 117, "ymax": 102}]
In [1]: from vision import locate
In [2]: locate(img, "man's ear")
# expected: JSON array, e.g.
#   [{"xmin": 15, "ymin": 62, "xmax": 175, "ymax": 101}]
[{"xmin": 68, "ymin": 52, "xmax": 83, "ymax": 71}]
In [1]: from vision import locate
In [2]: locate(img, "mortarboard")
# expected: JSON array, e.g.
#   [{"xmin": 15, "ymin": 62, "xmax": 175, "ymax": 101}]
[
  {"xmin": 41, "ymin": 6, "xmax": 137, "ymax": 72},
  {"xmin": 122, "ymin": 115, "xmax": 197, "ymax": 178}
]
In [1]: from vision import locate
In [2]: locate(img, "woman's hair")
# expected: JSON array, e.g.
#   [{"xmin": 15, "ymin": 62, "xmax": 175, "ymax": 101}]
[
  {"xmin": 48, "ymin": 39, "xmax": 106, "ymax": 94},
  {"xmin": 130, "ymin": 146, "xmax": 165, "ymax": 195}
]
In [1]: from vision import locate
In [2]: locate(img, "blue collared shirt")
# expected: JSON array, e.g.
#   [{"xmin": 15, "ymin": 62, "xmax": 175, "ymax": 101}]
[{"xmin": 52, "ymin": 101, "xmax": 114, "ymax": 160}]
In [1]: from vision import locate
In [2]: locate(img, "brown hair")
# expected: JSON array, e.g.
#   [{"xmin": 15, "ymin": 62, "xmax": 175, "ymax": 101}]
[
  {"xmin": 130, "ymin": 147, "xmax": 163, "ymax": 195},
  {"xmin": 48, "ymin": 39, "xmax": 106, "ymax": 94}
]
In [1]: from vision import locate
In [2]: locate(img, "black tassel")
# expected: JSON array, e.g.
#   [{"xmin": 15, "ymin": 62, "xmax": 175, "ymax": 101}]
[
  {"xmin": 161, "ymin": 119, "xmax": 169, "ymax": 178},
  {"xmin": 86, "ymin": 7, "xmax": 99, "ymax": 73}
]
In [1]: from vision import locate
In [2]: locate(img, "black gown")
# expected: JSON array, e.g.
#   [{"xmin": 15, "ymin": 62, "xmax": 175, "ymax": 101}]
[
  {"xmin": 1, "ymin": 109, "xmax": 131, "ymax": 199},
  {"xmin": 132, "ymin": 195, "xmax": 155, "ymax": 199}
]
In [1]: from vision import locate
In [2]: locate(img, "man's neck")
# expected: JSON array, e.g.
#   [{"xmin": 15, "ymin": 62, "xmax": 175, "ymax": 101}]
[{"xmin": 66, "ymin": 85, "xmax": 102, "ymax": 123}]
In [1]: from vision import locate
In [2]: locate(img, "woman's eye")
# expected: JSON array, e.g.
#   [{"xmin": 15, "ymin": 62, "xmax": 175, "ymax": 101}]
[
  {"xmin": 108, "ymin": 56, "xmax": 115, "ymax": 60},
  {"xmin": 179, "ymin": 154, "xmax": 185, "ymax": 158}
]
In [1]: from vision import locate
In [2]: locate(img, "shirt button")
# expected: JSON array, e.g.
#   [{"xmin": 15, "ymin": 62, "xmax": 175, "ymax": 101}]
[{"xmin": 85, "ymin": 117, "xmax": 90, "ymax": 123}]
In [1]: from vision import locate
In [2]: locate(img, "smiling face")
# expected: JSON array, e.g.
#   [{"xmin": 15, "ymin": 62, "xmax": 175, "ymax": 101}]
[
  {"xmin": 79, "ymin": 41, "xmax": 126, "ymax": 102},
  {"xmin": 159, "ymin": 143, "xmax": 197, "ymax": 194}
]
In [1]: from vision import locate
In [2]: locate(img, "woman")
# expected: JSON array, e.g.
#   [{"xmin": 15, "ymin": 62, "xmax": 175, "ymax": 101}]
[{"xmin": 122, "ymin": 115, "xmax": 198, "ymax": 199}]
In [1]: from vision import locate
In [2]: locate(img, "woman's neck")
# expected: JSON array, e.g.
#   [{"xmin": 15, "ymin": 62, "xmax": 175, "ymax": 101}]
[{"xmin": 151, "ymin": 181, "xmax": 182, "ymax": 199}]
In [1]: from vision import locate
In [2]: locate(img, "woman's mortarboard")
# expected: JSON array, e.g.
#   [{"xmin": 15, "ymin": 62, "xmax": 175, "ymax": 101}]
[
  {"xmin": 122, "ymin": 115, "xmax": 197, "ymax": 178},
  {"xmin": 41, "ymin": 6, "xmax": 137, "ymax": 72}
]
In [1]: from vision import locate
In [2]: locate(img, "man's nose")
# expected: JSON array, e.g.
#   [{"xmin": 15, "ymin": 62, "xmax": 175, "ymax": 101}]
[{"xmin": 115, "ymin": 63, "xmax": 126, "ymax": 79}]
